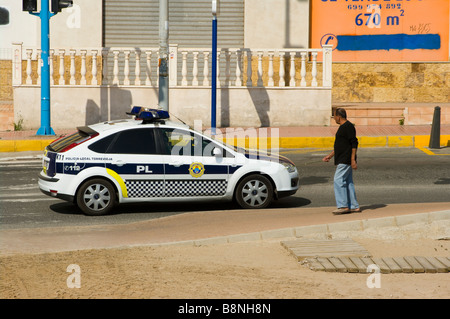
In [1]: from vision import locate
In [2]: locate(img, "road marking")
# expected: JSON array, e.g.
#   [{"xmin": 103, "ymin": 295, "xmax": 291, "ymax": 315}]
[
  {"xmin": 416, "ymin": 147, "xmax": 450, "ymax": 156},
  {"xmin": 0, "ymin": 192, "xmax": 44, "ymax": 198},
  {"xmin": 1, "ymin": 198, "xmax": 59, "ymax": 202},
  {"xmin": 0, "ymin": 184, "xmax": 39, "ymax": 191},
  {"xmin": 0, "ymin": 164, "xmax": 42, "ymax": 169},
  {"xmin": 0, "ymin": 159, "xmax": 42, "ymax": 164}
]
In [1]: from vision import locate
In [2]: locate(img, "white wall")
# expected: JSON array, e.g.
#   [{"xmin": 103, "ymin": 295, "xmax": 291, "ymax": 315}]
[
  {"xmin": 0, "ymin": 0, "xmax": 39, "ymax": 51},
  {"xmin": 14, "ymin": 86, "xmax": 331, "ymax": 129},
  {"xmin": 0, "ymin": 0, "xmax": 102, "ymax": 53},
  {"xmin": 50, "ymin": 0, "xmax": 102, "ymax": 48}
]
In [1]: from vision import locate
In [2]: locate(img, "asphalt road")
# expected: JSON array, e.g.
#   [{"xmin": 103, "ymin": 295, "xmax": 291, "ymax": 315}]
[{"xmin": 0, "ymin": 147, "xmax": 449, "ymax": 229}]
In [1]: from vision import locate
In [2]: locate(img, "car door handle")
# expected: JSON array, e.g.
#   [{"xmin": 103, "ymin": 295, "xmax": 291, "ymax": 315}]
[
  {"xmin": 112, "ymin": 160, "xmax": 126, "ymax": 167},
  {"xmin": 169, "ymin": 162, "xmax": 182, "ymax": 167}
]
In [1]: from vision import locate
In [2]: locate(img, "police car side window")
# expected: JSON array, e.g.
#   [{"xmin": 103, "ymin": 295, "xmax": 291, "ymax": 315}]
[
  {"xmin": 162, "ymin": 129, "xmax": 193, "ymax": 156},
  {"xmin": 106, "ymin": 129, "xmax": 158, "ymax": 154},
  {"xmin": 200, "ymin": 135, "xmax": 234, "ymax": 158},
  {"xmin": 88, "ymin": 133, "xmax": 117, "ymax": 153},
  {"xmin": 161, "ymin": 128, "xmax": 222, "ymax": 157},
  {"xmin": 201, "ymin": 135, "xmax": 220, "ymax": 157}
]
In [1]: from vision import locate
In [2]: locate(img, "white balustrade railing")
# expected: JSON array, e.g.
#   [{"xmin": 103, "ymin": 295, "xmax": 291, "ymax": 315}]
[{"xmin": 12, "ymin": 44, "xmax": 333, "ymax": 88}]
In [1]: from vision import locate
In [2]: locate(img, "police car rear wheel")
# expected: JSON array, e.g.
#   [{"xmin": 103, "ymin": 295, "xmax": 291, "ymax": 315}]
[
  {"xmin": 236, "ymin": 175, "xmax": 273, "ymax": 209},
  {"xmin": 76, "ymin": 179, "xmax": 116, "ymax": 216}
]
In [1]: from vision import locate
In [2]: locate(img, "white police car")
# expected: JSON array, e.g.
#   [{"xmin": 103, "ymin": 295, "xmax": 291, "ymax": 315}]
[{"xmin": 38, "ymin": 107, "xmax": 299, "ymax": 216}]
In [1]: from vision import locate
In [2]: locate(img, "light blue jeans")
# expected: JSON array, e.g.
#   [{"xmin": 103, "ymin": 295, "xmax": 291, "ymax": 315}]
[{"xmin": 334, "ymin": 164, "xmax": 359, "ymax": 209}]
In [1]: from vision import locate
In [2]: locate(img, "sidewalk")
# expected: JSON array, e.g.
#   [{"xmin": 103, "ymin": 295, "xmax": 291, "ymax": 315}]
[
  {"xmin": 1, "ymin": 124, "xmax": 450, "ymax": 152},
  {"xmin": 1, "ymin": 202, "xmax": 449, "ymax": 255}
]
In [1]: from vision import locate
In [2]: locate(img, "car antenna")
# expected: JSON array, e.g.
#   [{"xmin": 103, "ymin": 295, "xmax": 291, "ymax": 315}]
[{"xmin": 168, "ymin": 111, "xmax": 186, "ymax": 125}]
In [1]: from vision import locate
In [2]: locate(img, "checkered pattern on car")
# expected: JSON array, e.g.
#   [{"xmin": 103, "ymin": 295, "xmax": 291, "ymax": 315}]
[
  {"xmin": 125, "ymin": 180, "xmax": 164, "ymax": 198},
  {"xmin": 125, "ymin": 180, "xmax": 227, "ymax": 198},
  {"xmin": 165, "ymin": 180, "xmax": 227, "ymax": 197}
]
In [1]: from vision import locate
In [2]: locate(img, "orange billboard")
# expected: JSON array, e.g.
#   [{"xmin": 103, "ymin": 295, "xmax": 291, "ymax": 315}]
[{"xmin": 311, "ymin": 0, "xmax": 449, "ymax": 62}]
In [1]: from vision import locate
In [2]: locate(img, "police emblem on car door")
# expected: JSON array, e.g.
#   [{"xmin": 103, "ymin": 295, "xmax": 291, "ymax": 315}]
[{"xmin": 159, "ymin": 128, "xmax": 231, "ymax": 197}]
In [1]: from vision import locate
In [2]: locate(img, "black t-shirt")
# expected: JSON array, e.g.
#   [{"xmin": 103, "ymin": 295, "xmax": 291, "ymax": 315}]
[{"xmin": 334, "ymin": 121, "xmax": 358, "ymax": 165}]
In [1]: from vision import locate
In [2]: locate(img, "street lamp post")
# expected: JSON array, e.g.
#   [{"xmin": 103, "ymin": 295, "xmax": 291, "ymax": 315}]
[
  {"xmin": 159, "ymin": 0, "xmax": 169, "ymax": 112},
  {"xmin": 211, "ymin": 0, "xmax": 219, "ymax": 135},
  {"xmin": 25, "ymin": 0, "xmax": 73, "ymax": 136},
  {"xmin": 30, "ymin": 0, "xmax": 55, "ymax": 136}
]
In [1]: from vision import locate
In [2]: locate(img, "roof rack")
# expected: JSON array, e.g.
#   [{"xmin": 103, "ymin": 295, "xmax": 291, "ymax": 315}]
[{"xmin": 127, "ymin": 106, "xmax": 170, "ymax": 124}]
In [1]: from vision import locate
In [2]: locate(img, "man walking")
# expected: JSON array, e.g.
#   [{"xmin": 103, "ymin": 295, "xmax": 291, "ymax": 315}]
[{"xmin": 323, "ymin": 108, "xmax": 360, "ymax": 215}]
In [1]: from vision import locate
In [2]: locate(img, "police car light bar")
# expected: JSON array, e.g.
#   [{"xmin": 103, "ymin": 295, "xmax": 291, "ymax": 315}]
[
  {"xmin": 138, "ymin": 110, "xmax": 170, "ymax": 120},
  {"xmin": 127, "ymin": 106, "xmax": 145, "ymax": 116},
  {"xmin": 127, "ymin": 106, "xmax": 170, "ymax": 122}
]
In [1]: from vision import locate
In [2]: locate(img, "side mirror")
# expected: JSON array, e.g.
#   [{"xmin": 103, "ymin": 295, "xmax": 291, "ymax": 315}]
[{"xmin": 213, "ymin": 147, "xmax": 222, "ymax": 157}]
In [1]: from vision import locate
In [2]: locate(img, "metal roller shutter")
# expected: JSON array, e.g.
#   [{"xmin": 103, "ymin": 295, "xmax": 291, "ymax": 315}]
[{"xmin": 104, "ymin": 0, "xmax": 244, "ymax": 48}]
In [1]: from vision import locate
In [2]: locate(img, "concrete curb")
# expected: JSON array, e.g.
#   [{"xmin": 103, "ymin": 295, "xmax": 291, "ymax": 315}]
[
  {"xmin": 132, "ymin": 210, "xmax": 450, "ymax": 248},
  {"xmin": 1, "ymin": 134, "xmax": 449, "ymax": 152}
]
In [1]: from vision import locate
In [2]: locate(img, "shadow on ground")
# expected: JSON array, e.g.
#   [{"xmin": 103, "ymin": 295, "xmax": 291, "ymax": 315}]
[{"xmin": 50, "ymin": 196, "xmax": 312, "ymax": 216}]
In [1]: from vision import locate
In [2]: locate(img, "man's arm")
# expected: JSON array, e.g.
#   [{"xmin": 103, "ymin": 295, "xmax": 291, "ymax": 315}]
[
  {"xmin": 348, "ymin": 123, "xmax": 358, "ymax": 169},
  {"xmin": 351, "ymin": 148, "xmax": 357, "ymax": 169},
  {"xmin": 323, "ymin": 150, "xmax": 335, "ymax": 162}
]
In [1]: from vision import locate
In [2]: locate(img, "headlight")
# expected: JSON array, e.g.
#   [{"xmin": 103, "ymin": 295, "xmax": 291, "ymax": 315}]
[{"xmin": 282, "ymin": 162, "xmax": 296, "ymax": 173}]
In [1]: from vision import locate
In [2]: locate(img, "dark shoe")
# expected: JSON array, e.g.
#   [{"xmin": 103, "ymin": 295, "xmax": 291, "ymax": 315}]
[{"xmin": 332, "ymin": 208, "xmax": 351, "ymax": 215}]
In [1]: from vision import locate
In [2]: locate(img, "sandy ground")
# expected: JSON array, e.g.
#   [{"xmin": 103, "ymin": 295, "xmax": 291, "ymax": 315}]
[{"xmin": 1, "ymin": 236, "xmax": 449, "ymax": 299}]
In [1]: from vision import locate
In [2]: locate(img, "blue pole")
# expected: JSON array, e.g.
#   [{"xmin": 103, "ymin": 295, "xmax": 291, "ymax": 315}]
[
  {"xmin": 36, "ymin": 0, "xmax": 55, "ymax": 136},
  {"xmin": 211, "ymin": 16, "xmax": 217, "ymax": 136}
]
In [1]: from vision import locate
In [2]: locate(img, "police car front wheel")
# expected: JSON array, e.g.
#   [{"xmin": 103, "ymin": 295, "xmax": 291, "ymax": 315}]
[
  {"xmin": 76, "ymin": 179, "xmax": 117, "ymax": 216},
  {"xmin": 235, "ymin": 175, "xmax": 274, "ymax": 209}
]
